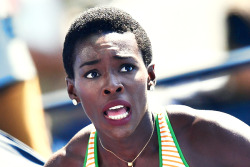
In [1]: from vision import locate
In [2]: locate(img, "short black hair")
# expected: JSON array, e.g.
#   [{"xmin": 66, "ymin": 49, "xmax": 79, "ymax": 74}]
[{"xmin": 63, "ymin": 7, "xmax": 152, "ymax": 79}]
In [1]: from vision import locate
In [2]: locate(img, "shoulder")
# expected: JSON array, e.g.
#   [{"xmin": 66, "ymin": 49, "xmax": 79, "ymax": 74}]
[
  {"xmin": 166, "ymin": 105, "xmax": 250, "ymax": 166},
  {"xmin": 165, "ymin": 104, "xmax": 250, "ymax": 139},
  {"xmin": 44, "ymin": 124, "xmax": 94, "ymax": 167},
  {"xmin": 164, "ymin": 105, "xmax": 196, "ymax": 134}
]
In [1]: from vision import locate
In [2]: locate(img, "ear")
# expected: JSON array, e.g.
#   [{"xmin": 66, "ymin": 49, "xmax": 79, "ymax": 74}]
[
  {"xmin": 66, "ymin": 77, "xmax": 79, "ymax": 103},
  {"xmin": 147, "ymin": 64, "xmax": 156, "ymax": 90}
]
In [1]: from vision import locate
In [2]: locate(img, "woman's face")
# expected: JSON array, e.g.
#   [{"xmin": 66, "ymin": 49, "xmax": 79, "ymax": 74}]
[{"xmin": 67, "ymin": 32, "xmax": 154, "ymax": 139}]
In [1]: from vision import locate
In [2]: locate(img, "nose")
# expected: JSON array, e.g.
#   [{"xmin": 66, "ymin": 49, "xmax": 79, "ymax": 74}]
[{"xmin": 102, "ymin": 75, "xmax": 124, "ymax": 95}]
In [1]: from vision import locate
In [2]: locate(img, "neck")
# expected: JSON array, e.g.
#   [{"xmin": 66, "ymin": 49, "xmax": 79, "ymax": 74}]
[{"xmin": 98, "ymin": 111, "xmax": 157, "ymax": 163}]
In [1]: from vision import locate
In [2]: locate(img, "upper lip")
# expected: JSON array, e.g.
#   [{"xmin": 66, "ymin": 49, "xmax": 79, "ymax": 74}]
[{"xmin": 102, "ymin": 100, "xmax": 131, "ymax": 113}]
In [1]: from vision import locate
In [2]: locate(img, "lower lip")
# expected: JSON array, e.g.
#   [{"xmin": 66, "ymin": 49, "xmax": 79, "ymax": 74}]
[{"xmin": 104, "ymin": 110, "xmax": 132, "ymax": 126}]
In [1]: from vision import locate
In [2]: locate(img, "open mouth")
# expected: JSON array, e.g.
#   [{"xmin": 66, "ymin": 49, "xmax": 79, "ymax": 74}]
[{"xmin": 104, "ymin": 105, "xmax": 131, "ymax": 120}]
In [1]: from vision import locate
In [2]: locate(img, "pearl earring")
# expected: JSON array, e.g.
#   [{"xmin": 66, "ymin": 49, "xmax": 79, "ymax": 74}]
[
  {"xmin": 72, "ymin": 99, "xmax": 77, "ymax": 106},
  {"xmin": 150, "ymin": 85, "xmax": 155, "ymax": 91},
  {"xmin": 148, "ymin": 81, "xmax": 155, "ymax": 91}
]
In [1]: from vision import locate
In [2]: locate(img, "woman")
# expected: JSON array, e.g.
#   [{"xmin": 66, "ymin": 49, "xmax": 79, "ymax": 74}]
[{"xmin": 44, "ymin": 7, "xmax": 250, "ymax": 167}]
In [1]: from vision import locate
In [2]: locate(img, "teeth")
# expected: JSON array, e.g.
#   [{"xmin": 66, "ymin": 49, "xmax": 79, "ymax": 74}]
[
  {"xmin": 108, "ymin": 111, "xmax": 128, "ymax": 120},
  {"xmin": 109, "ymin": 105, "xmax": 124, "ymax": 110}
]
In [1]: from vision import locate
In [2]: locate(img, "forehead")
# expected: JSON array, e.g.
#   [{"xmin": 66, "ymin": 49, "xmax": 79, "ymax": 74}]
[{"xmin": 74, "ymin": 32, "xmax": 141, "ymax": 61}]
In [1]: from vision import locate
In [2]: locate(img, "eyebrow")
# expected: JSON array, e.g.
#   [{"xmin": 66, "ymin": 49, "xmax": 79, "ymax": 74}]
[
  {"xmin": 79, "ymin": 55, "xmax": 137, "ymax": 68},
  {"xmin": 79, "ymin": 59, "xmax": 101, "ymax": 68},
  {"xmin": 113, "ymin": 55, "xmax": 136, "ymax": 61},
  {"xmin": 114, "ymin": 55, "xmax": 139, "ymax": 64}
]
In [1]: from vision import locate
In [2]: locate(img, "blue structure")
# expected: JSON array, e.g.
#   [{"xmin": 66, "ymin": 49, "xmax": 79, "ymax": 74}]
[{"xmin": 0, "ymin": 130, "xmax": 44, "ymax": 166}]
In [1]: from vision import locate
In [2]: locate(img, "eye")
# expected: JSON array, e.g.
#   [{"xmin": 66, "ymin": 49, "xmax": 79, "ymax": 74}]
[
  {"xmin": 84, "ymin": 70, "xmax": 100, "ymax": 79},
  {"xmin": 120, "ymin": 64, "xmax": 135, "ymax": 73}
]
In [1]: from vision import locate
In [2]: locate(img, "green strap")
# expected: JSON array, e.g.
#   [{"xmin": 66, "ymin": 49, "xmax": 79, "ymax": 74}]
[
  {"xmin": 155, "ymin": 114, "xmax": 163, "ymax": 167},
  {"xmin": 94, "ymin": 132, "xmax": 99, "ymax": 167},
  {"xmin": 164, "ymin": 112, "xmax": 190, "ymax": 167},
  {"xmin": 83, "ymin": 131, "xmax": 99, "ymax": 167},
  {"xmin": 83, "ymin": 143, "xmax": 89, "ymax": 167}
]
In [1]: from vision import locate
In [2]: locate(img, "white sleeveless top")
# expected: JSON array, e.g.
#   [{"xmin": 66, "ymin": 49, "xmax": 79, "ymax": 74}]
[{"xmin": 83, "ymin": 111, "xmax": 189, "ymax": 167}]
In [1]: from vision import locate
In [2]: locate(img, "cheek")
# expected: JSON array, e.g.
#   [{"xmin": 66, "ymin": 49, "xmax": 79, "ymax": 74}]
[
  {"xmin": 135, "ymin": 69, "xmax": 148, "ymax": 88},
  {"xmin": 132, "ymin": 73, "xmax": 148, "ymax": 95},
  {"xmin": 77, "ymin": 86, "xmax": 100, "ymax": 121},
  {"xmin": 75, "ymin": 81, "xmax": 99, "ymax": 106}
]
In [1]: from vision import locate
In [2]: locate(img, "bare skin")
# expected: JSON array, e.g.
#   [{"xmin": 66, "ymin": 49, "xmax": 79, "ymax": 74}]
[
  {"xmin": 167, "ymin": 105, "xmax": 250, "ymax": 167},
  {"xmin": 44, "ymin": 32, "xmax": 250, "ymax": 167},
  {"xmin": 44, "ymin": 105, "xmax": 250, "ymax": 167}
]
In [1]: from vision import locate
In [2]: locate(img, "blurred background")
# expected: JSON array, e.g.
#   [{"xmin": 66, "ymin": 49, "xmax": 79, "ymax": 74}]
[{"xmin": 1, "ymin": 0, "xmax": 250, "ymax": 160}]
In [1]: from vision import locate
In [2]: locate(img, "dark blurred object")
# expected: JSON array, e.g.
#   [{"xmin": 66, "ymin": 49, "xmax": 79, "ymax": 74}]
[{"xmin": 227, "ymin": 11, "xmax": 250, "ymax": 50}]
